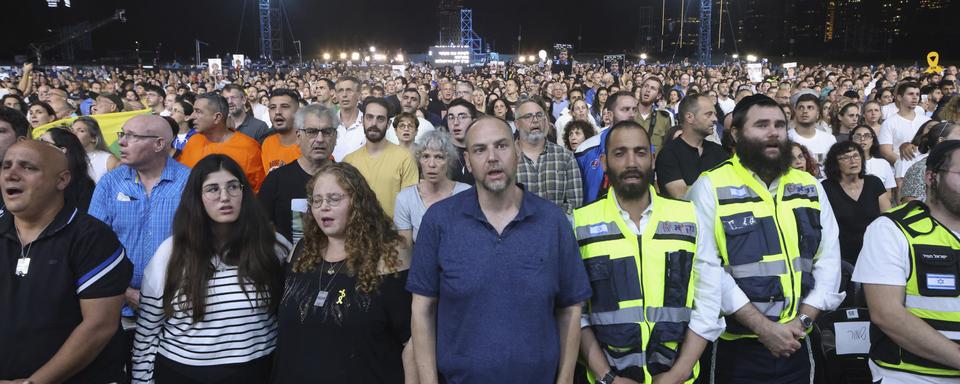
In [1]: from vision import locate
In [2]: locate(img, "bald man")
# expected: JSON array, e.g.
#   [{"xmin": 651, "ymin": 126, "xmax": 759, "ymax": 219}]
[
  {"xmin": 0, "ymin": 141, "xmax": 132, "ymax": 383},
  {"xmin": 90, "ymin": 115, "xmax": 191, "ymax": 323}
]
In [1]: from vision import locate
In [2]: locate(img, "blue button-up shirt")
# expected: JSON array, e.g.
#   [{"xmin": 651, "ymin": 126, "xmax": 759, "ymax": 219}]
[
  {"xmin": 89, "ymin": 157, "xmax": 190, "ymax": 317},
  {"xmin": 407, "ymin": 187, "xmax": 592, "ymax": 384}
]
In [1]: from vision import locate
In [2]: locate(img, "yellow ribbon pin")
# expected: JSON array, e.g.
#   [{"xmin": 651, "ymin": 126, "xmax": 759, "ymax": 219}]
[
  {"xmin": 336, "ymin": 289, "xmax": 346, "ymax": 304},
  {"xmin": 925, "ymin": 51, "xmax": 944, "ymax": 74}
]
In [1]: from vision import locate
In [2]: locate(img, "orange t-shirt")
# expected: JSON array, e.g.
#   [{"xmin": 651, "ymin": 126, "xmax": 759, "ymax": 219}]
[
  {"xmin": 178, "ymin": 131, "xmax": 266, "ymax": 192},
  {"xmin": 261, "ymin": 134, "xmax": 302, "ymax": 174}
]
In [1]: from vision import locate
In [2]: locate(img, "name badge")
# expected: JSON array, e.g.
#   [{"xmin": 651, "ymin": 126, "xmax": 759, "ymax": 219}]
[
  {"xmin": 927, "ymin": 273, "xmax": 956, "ymax": 291},
  {"xmin": 314, "ymin": 290, "xmax": 329, "ymax": 307},
  {"xmin": 291, "ymin": 199, "xmax": 308, "ymax": 213},
  {"xmin": 15, "ymin": 258, "xmax": 30, "ymax": 277}
]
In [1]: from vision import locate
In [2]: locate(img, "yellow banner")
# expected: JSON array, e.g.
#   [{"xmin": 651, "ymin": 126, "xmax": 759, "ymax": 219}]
[{"xmin": 31, "ymin": 109, "xmax": 153, "ymax": 156}]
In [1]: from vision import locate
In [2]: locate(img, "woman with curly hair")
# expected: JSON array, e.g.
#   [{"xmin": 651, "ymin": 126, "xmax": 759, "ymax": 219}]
[
  {"xmin": 790, "ymin": 142, "xmax": 822, "ymax": 179},
  {"xmin": 274, "ymin": 162, "xmax": 413, "ymax": 383}
]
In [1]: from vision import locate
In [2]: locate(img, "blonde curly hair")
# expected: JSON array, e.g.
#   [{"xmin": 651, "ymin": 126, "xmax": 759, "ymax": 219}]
[{"xmin": 292, "ymin": 162, "xmax": 403, "ymax": 293}]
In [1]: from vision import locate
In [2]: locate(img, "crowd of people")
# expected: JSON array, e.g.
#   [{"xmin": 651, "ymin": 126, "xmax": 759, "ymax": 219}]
[{"xmin": 0, "ymin": 54, "xmax": 959, "ymax": 384}]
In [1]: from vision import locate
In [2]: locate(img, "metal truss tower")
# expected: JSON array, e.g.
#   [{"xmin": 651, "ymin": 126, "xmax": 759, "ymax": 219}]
[
  {"xmin": 460, "ymin": 9, "xmax": 483, "ymax": 56},
  {"xmin": 259, "ymin": 0, "xmax": 283, "ymax": 60},
  {"xmin": 698, "ymin": 0, "xmax": 712, "ymax": 64}
]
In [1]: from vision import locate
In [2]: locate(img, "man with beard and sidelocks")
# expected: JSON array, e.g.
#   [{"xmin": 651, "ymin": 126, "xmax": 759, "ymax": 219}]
[
  {"xmin": 343, "ymin": 97, "xmax": 418, "ymax": 219},
  {"xmin": 688, "ymin": 95, "xmax": 843, "ymax": 383},
  {"xmin": 853, "ymin": 141, "xmax": 960, "ymax": 384},
  {"xmin": 409, "ymin": 116, "xmax": 591, "ymax": 384},
  {"xmin": 573, "ymin": 120, "xmax": 723, "ymax": 384}
]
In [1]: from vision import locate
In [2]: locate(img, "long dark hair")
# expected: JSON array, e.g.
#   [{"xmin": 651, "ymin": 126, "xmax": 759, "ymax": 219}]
[
  {"xmin": 164, "ymin": 155, "xmax": 285, "ymax": 323},
  {"xmin": 44, "ymin": 127, "xmax": 96, "ymax": 211}
]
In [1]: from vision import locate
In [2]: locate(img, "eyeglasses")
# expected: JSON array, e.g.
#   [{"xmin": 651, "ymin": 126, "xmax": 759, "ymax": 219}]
[
  {"xmin": 851, "ymin": 133, "xmax": 872, "ymax": 141},
  {"xmin": 299, "ymin": 128, "xmax": 336, "ymax": 139},
  {"xmin": 446, "ymin": 113, "xmax": 471, "ymax": 122},
  {"xmin": 837, "ymin": 153, "xmax": 862, "ymax": 163},
  {"xmin": 517, "ymin": 111, "xmax": 546, "ymax": 121},
  {"xmin": 118, "ymin": 131, "xmax": 160, "ymax": 142},
  {"xmin": 310, "ymin": 193, "xmax": 346, "ymax": 209},
  {"xmin": 202, "ymin": 181, "xmax": 244, "ymax": 200}
]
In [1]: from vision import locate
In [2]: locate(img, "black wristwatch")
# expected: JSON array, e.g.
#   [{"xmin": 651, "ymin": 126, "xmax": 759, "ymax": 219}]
[
  {"xmin": 798, "ymin": 313, "xmax": 814, "ymax": 329},
  {"xmin": 597, "ymin": 371, "xmax": 617, "ymax": 384}
]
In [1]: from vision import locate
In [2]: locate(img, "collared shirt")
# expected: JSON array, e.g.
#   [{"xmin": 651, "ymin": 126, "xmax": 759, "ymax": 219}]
[
  {"xmin": 686, "ymin": 166, "xmax": 845, "ymax": 316},
  {"xmin": 0, "ymin": 204, "xmax": 132, "ymax": 382},
  {"xmin": 516, "ymin": 141, "xmax": 583, "ymax": 215},
  {"xmin": 333, "ymin": 109, "xmax": 365, "ymax": 162},
  {"xmin": 88, "ymin": 158, "xmax": 190, "ymax": 317},
  {"xmin": 236, "ymin": 113, "xmax": 272, "ymax": 143},
  {"xmin": 407, "ymin": 187, "xmax": 592, "ymax": 384},
  {"xmin": 577, "ymin": 190, "xmax": 725, "ymax": 341}
]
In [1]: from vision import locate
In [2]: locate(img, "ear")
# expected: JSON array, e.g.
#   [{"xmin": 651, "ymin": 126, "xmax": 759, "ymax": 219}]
[
  {"xmin": 601, "ymin": 153, "xmax": 608, "ymax": 174},
  {"xmin": 56, "ymin": 169, "xmax": 72, "ymax": 191}
]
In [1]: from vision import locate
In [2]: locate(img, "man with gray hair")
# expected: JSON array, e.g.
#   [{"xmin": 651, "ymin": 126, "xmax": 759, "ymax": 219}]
[
  {"xmin": 514, "ymin": 98, "xmax": 583, "ymax": 214},
  {"xmin": 258, "ymin": 103, "xmax": 339, "ymax": 243},
  {"xmin": 224, "ymin": 83, "xmax": 271, "ymax": 142}
]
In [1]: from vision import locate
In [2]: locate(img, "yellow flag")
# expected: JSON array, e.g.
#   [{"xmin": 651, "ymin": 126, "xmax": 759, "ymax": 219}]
[{"xmin": 31, "ymin": 109, "xmax": 153, "ymax": 156}]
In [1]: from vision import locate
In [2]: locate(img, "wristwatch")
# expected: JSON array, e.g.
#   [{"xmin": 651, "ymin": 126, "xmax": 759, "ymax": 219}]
[
  {"xmin": 798, "ymin": 313, "xmax": 814, "ymax": 329},
  {"xmin": 597, "ymin": 371, "xmax": 617, "ymax": 384}
]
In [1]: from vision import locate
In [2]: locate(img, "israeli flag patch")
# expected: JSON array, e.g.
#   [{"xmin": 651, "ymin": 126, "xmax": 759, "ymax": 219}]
[
  {"xmin": 589, "ymin": 223, "xmax": 609, "ymax": 236},
  {"xmin": 927, "ymin": 274, "xmax": 956, "ymax": 291}
]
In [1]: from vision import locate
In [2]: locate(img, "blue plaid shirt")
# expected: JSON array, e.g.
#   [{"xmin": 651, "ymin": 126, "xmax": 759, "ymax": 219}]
[{"xmin": 89, "ymin": 157, "xmax": 190, "ymax": 317}]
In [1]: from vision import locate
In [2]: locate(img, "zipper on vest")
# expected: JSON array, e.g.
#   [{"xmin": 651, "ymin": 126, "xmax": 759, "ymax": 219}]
[
  {"xmin": 772, "ymin": 198, "xmax": 797, "ymax": 318},
  {"xmin": 637, "ymin": 235, "xmax": 651, "ymax": 352}
]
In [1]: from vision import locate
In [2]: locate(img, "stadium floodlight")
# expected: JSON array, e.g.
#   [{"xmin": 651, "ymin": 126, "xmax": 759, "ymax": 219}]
[
  {"xmin": 351, "ymin": 52, "xmax": 360, "ymax": 61},
  {"xmin": 640, "ymin": 53, "xmax": 648, "ymax": 60},
  {"xmin": 395, "ymin": 54, "xmax": 404, "ymax": 62},
  {"xmin": 538, "ymin": 50, "xmax": 547, "ymax": 61},
  {"xmin": 746, "ymin": 54, "xmax": 757, "ymax": 62},
  {"xmin": 369, "ymin": 46, "xmax": 376, "ymax": 53},
  {"xmin": 322, "ymin": 53, "xmax": 331, "ymax": 61},
  {"xmin": 732, "ymin": 54, "xmax": 739, "ymax": 59},
  {"xmin": 340, "ymin": 52, "xmax": 347, "ymax": 60},
  {"xmin": 518, "ymin": 55, "xmax": 526, "ymax": 63},
  {"xmin": 527, "ymin": 55, "xmax": 536, "ymax": 62}
]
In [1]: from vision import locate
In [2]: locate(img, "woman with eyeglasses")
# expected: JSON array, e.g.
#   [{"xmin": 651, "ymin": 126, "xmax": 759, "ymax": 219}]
[
  {"xmin": 851, "ymin": 125, "xmax": 896, "ymax": 196},
  {"xmin": 821, "ymin": 141, "xmax": 891, "ymax": 265},
  {"xmin": 900, "ymin": 121, "xmax": 960, "ymax": 203},
  {"xmin": 391, "ymin": 112, "xmax": 419, "ymax": 151},
  {"xmin": 131, "ymin": 155, "xmax": 289, "ymax": 384},
  {"xmin": 273, "ymin": 162, "xmax": 412, "ymax": 383}
]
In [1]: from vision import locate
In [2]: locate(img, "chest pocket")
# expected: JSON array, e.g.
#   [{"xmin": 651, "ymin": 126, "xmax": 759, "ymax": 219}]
[
  {"xmin": 914, "ymin": 244, "xmax": 960, "ymax": 297},
  {"xmin": 793, "ymin": 207, "xmax": 822, "ymax": 261},
  {"xmin": 720, "ymin": 212, "xmax": 780, "ymax": 266}
]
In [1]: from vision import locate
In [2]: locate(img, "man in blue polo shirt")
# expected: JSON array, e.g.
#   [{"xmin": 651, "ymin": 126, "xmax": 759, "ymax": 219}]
[{"xmin": 408, "ymin": 116, "xmax": 592, "ymax": 384}]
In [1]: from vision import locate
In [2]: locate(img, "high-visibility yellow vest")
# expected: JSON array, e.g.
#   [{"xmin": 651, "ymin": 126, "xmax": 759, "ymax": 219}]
[
  {"xmin": 573, "ymin": 187, "xmax": 699, "ymax": 383},
  {"xmin": 872, "ymin": 201, "xmax": 960, "ymax": 377},
  {"xmin": 702, "ymin": 155, "xmax": 821, "ymax": 340}
]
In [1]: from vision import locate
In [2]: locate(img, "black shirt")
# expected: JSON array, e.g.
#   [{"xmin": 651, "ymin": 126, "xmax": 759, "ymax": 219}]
[
  {"xmin": 258, "ymin": 160, "xmax": 312, "ymax": 244},
  {"xmin": 273, "ymin": 243, "xmax": 412, "ymax": 383},
  {"xmin": 451, "ymin": 145, "xmax": 475, "ymax": 185},
  {"xmin": 821, "ymin": 175, "xmax": 886, "ymax": 264},
  {"xmin": 0, "ymin": 204, "xmax": 132, "ymax": 383},
  {"xmin": 655, "ymin": 136, "xmax": 730, "ymax": 193}
]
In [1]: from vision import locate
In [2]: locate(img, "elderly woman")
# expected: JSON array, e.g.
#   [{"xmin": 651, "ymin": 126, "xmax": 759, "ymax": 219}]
[
  {"xmin": 394, "ymin": 130, "xmax": 471, "ymax": 247},
  {"xmin": 274, "ymin": 162, "xmax": 412, "ymax": 383},
  {"xmin": 821, "ymin": 141, "xmax": 891, "ymax": 265}
]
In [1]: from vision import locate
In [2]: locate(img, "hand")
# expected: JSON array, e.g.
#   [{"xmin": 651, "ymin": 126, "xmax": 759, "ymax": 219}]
[
  {"xmin": 652, "ymin": 369, "xmax": 687, "ymax": 384},
  {"xmin": 899, "ymin": 142, "xmax": 918, "ymax": 161},
  {"xmin": 757, "ymin": 319, "xmax": 803, "ymax": 358},
  {"xmin": 612, "ymin": 376, "xmax": 641, "ymax": 384},
  {"xmin": 125, "ymin": 288, "xmax": 141, "ymax": 310},
  {"xmin": 22, "ymin": 63, "xmax": 33, "ymax": 74}
]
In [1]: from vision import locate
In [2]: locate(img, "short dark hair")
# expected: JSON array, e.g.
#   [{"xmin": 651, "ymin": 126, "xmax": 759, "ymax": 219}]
[
  {"xmin": 730, "ymin": 94, "xmax": 784, "ymax": 133},
  {"xmin": 940, "ymin": 80, "xmax": 955, "ymax": 90},
  {"xmin": 318, "ymin": 78, "xmax": 335, "ymax": 90},
  {"xmin": 143, "ymin": 83, "xmax": 166, "ymax": 98},
  {"xmin": 824, "ymin": 141, "xmax": 866, "ymax": 181},
  {"xmin": 269, "ymin": 88, "xmax": 301, "ymax": 103},
  {"xmin": 0, "ymin": 107, "xmax": 30, "ymax": 138},
  {"xmin": 677, "ymin": 94, "xmax": 710, "ymax": 126},
  {"xmin": 222, "ymin": 83, "xmax": 245, "ymax": 95},
  {"xmin": 361, "ymin": 97, "xmax": 392, "ymax": 117},
  {"xmin": 562, "ymin": 120, "xmax": 596, "ymax": 150},
  {"xmin": 896, "ymin": 81, "xmax": 920, "ymax": 97},
  {"xmin": 604, "ymin": 119, "xmax": 651, "ymax": 156},
  {"xmin": 795, "ymin": 93, "xmax": 820, "ymax": 110},
  {"xmin": 604, "ymin": 91, "xmax": 635, "ymax": 112},
  {"xmin": 337, "ymin": 76, "xmax": 361, "ymax": 89},
  {"xmin": 195, "ymin": 93, "xmax": 229, "ymax": 123},
  {"xmin": 29, "ymin": 101, "xmax": 56, "ymax": 117},
  {"xmin": 446, "ymin": 98, "xmax": 478, "ymax": 119}
]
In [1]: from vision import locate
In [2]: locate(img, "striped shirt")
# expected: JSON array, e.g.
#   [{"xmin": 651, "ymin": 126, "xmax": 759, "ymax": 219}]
[
  {"xmin": 88, "ymin": 158, "xmax": 190, "ymax": 317},
  {"xmin": 131, "ymin": 235, "xmax": 291, "ymax": 383}
]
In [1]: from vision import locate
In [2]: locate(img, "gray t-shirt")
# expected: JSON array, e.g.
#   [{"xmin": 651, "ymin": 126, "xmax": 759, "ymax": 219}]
[{"xmin": 394, "ymin": 182, "xmax": 471, "ymax": 241}]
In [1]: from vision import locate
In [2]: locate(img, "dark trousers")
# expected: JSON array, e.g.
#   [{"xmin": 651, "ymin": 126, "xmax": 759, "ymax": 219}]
[
  {"xmin": 711, "ymin": 337, "xmax": 813, "ymax": 384},
  {"xmin": 155, "ymin": 354, "xmax": 272, "ymax": 384}
]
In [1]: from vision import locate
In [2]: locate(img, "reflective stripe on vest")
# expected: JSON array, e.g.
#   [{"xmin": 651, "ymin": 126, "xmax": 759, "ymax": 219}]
[
  {"xmin": 705, "ymin": 156, "xmax": 822, "ymax": 341},
  {"xmin": 573, "ymin": 187, "xmax": 699, "ymax": 383},
  {"xmin": 872, "ymin": 201, "xmax": 960, "ymax": 378}
]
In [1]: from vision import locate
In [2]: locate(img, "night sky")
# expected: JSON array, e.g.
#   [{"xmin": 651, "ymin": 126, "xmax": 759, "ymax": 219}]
[{"xmin": 3, "ymin": 0, "xmax": 954, "ymax": 63}]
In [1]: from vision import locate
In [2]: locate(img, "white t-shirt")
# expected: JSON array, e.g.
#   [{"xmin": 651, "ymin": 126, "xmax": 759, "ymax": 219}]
[
  {"xmin": 718, "ymin": 97, "xmax": 736, "ymax": 115},
  {"xmin": 252, "ymin": 103, "xmax": 272, "ymax": 128},
  {"xmin": 852, "ymin": 218, "xmax": 960, "ymax": 384},
  {"xmin": 789, "ymin": 128, "xmax": 837, "ymax": 166},
  {"xmin": 878, "ymin": 112, "xmax": 932, "ymax": 150},
  {"xmin": 882, "ymin": 103, "xmax": 926, "ymax": 121},
  {"xmin": 866, "ymin": 157, "xmax": 896, "ymax": 190}
]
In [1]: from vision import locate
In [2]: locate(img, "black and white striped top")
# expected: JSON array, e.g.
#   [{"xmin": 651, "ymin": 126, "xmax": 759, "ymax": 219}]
[{"xmin": 131, "ymin": 235, "xmax": 291, "ymax": 383}]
